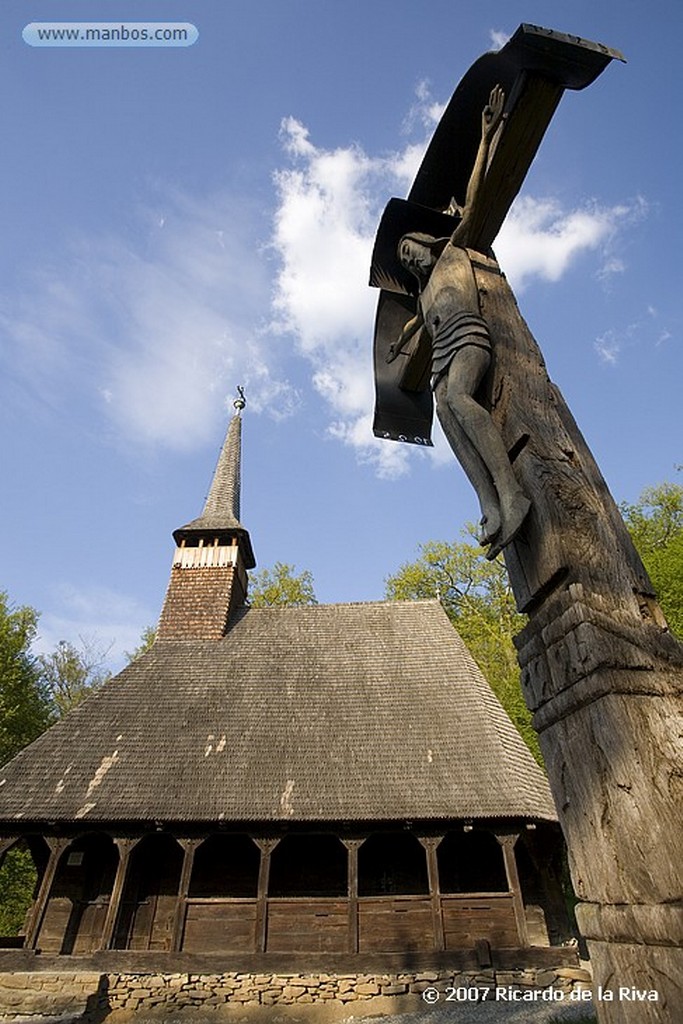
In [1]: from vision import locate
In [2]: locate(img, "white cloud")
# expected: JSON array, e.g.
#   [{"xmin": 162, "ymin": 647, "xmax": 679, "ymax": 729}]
[
  {"xmin": 594, "ymin": 329, "xmax": 621, "ymax": 365},
  {"xmin": 402, "ymin": 80, "xmax": 447, "ymax": 136},
  {"xmin": 489, "ymin": 30, "xmax": 511, "ymax": 51},
  {"xmin": 592, "ymin": 303, "xmax": 672, "ymax": 365},
  {"xmin": 495, "ymin": 196, "xmax": 639, "ymax": 292},
  {"xmin": 271, "ymin": 116, "xmax": 419, "ymax": 477},
  {"xmin": 1, "ymin": 188, "xmax": 297, "ymax": 453},
  {"xmin": 328, "ymin": 414, "xmax": 411, "ymax": 480},
  {"xmin": 597, "ymin": 256, "xmax": 626, "ymax": 281}
]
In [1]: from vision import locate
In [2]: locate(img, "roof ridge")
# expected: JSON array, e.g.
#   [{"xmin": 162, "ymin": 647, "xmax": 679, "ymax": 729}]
[{"xmin": 241, "ymin": 597, "xmax": 443, "ymax": 611}]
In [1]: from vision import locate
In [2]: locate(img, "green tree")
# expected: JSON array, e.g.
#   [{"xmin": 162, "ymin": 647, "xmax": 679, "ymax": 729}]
[
  {"xmin": 0, "ymin": 842, "xmax": 37, "ymax": 937},
  {"xmin": 38, "ymin": 636, "xmax": 111, "ymax": 718},
  {"xmin": 0, "ymin": 595, "xmax": 51, "ymax": 934},
  {"xmin": 621, "ymin": 482, "xmax": 683, "ymax": 639},
  {"xmin": 0, "ymin": 593, "xmax": 52, "ymax": 766},
  {"xmin": 249, "ymin": 562, "xmax": 318, "ymax": 608},
  {"xmin": 385, "ymin": 534, "xmax": 541, "ymax": 763},
  {"xmin": 125, "ymin": 625, "xmax": 157, "ymax": 662}
]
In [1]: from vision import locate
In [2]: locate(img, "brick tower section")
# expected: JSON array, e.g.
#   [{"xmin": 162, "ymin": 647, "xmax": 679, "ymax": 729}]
[{"xmin": 157, "ymin": 558, "xmax": 247, "ymax": 640}]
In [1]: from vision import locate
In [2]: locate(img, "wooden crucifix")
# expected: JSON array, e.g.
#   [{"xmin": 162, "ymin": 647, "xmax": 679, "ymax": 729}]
[{"xmin": 370, "ymin": 25, "xmax": 683, "ymax": 1024}]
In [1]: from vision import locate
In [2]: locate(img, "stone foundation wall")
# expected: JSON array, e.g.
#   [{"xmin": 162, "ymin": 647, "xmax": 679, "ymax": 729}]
[
  {"xmin": 0, "ymin": 966, "xmax": 592, "ymax": 1020},
  {"xmin": 0, "ymin": 971, "xmax": 101, "ymax": 1020}
]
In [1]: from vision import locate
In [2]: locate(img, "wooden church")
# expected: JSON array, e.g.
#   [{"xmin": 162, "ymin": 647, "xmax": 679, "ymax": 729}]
[{"xmin": 0, "ymin": 399, "xmax": 572, "ymax": 963}]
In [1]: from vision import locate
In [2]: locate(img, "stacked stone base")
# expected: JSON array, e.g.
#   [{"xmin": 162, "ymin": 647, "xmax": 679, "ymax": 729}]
[
  {"xmin": 0, "ymin": 971, "xmax": 101, "ymax": 1022},
  {"xmin": 0, "ymin": 966, "xmax": 592, "ymax": 1020}
]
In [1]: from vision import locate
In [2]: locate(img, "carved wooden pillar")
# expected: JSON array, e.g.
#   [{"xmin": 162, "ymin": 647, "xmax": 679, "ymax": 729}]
[
  {"xmin": 496, "ymin": 833, "xmax": 529, "ymax": 947},
  {"xmin": 253, "ymin": 838, "xmax": 279, "ymax": 953},
  {"xmin": 99, "ymin": 837, "xmax": 140, "ymax": 950},
  {"xmin": 171, "ymin": 838, "xmax": 201, "ymax": 952},
  {"xmin": 418, "ymin": 836, "xmax": 445, "ymax": 950},
  {"xmin": 475, "ymin": 260, "xmax": 683, "ymax": 1021},
  {"xmin": 24, "ymin": 837, "xmax": 70, "ymax": 949},
  {"xmin": 342, "ymin": 838, "xmax": 365, "ymax": 953}
]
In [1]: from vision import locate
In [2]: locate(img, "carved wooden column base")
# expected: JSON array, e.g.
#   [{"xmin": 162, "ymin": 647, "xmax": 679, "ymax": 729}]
[
  {"xmin": 516, "ymin": 588, "xmax": 683, "ymax": 1022},
  {"xmin": 576, "ymin": 903, "xmax": 683, "ymax": 1022}
]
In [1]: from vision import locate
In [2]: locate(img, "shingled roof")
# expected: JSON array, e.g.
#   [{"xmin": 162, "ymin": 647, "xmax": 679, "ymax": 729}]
[{"xmin": 0, "ymin": 600, "xmax": 556, "ymax": 826}]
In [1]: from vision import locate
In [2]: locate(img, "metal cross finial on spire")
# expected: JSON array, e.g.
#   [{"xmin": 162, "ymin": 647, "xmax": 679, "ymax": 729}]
[{"xmin": 234, "ymin": 385, "xmax": 246, "ymax": 412}]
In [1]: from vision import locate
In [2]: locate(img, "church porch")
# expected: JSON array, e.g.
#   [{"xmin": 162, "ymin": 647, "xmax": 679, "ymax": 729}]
[{"xmin": 0, "ymin": 823, "xmax": 572, "ymax": 960}]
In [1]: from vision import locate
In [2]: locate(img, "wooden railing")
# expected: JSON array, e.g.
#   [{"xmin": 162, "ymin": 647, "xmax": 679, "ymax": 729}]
[{"xmin": 172, "ymin": 545, "xmax": 239, "ymax": 569}]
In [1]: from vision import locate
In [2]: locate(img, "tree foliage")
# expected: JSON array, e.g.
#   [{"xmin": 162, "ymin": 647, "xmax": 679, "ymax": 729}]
[
  {"xmin": 385, "ymin": 534, "xmax": 541, "ymax": 763},
  {"xmin": 621, "ymin": 482, "xmax": 683, "ymax": 639},
  {"xmin": 125, "ymin": 625, "xmax": 157, "ymax": 663},
  {"xmin": 37, "ymin": 636, "xmax": 112, "ymax": 718},
  {"xmin": 0, "ymin": 843, "xmax": 36, "ymax": 936},
  {"xmin": 0, "ymin": 593, "xmax": 52, "ymax": 766},
  {"xmin": 249, "ymin": 562, "xmax": 318, "ymax": 608}
]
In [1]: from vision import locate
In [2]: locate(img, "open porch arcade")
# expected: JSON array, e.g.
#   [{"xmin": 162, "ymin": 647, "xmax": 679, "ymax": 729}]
[{"xmin": 1, "ymin": 823, "xmax": 570, "ymax": 958}]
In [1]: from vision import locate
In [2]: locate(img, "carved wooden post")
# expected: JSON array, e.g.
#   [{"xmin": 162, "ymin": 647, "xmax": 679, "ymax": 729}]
[
  {"xmin": 342, "ymin": 838, "xmax": 365, "ymax": 953},
  {"xmin": 171, "ymin": 838, "xmax": 201, "ymax": 952},
  {"xmin": 495, "ymin": 833, "xmax": 529, "ymax": 948},
  {"xmin": 418, "ymin": 835, "xmax": 445, "ymax": 951},
  {"xmin": 253, "ymin": 838, "xmax": 279, "ymax": 954},
  {"xmin": 99, "ymin": 837, "xmax": 140, "ymax": 950},
  {"xmin": 24, "ymin": 837, "xmax": 70, "ymax": 949},
  {"xmin": 475, "ymin": 260, "xmax": 683, "ymax": 1021}
]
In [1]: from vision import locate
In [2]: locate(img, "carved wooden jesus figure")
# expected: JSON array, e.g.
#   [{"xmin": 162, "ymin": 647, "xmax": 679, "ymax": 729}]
[{"xmin": 387, "ymin": 85, "xmax": 530, "ymax": 559}]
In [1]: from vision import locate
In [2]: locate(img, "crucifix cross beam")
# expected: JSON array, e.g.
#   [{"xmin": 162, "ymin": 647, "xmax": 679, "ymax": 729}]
[{"xmin": 408, "ymin": 24, "xmax": 624, "ymax": 252}]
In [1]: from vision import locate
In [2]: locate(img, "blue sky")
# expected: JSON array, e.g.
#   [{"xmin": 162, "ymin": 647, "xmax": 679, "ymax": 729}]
[{"xmin": 1, "ymin": 0, "xmax": 681, "ymax": 669}]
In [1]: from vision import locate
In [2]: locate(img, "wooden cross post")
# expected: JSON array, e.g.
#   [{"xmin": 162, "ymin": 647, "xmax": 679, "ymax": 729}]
[
  {"xmin": 371, "ymin": 25, "xmax": 683, "ymax": 1022},
  {"xmin": 482, "ymin": 248, "xmax": 683, "ymax": 1023}
]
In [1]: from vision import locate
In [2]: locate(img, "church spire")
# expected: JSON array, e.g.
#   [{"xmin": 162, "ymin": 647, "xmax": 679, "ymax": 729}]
[
  {"xmin": 157, "ymin": 389, "xmax": 255, "ymax": 640},
  {"xmin": 201, "ymin": 387, "xmax": 245, "ymax": 527},
  {"xmin": 172, "ymin": 388, "xmax": 254, "ymax": 566}
]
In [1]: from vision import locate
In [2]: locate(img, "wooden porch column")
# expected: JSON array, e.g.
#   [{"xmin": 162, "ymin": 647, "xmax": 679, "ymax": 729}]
[
  {"xmin": 342, "ymin": 838, "xmax": 365, "ymax": 953},
  {"xmin": 99, "ymin": 837, "xmax": 140, "ymax": 950},
  {"xmin": 253, "ymin": 838, "xmax": 279, "ymax": 953},
  {"xmin": 496, "ymin": 833, "xmax": 529, "ymax": 947},
  {"xmin": 171, "ymin": 838, "xmax": 201, "ymax": 952},
  {"xmin": 24, "ymin": 837, "xmax": 70, "ymax": 949},
  {"xmin": 418, "ymin": 836, "xmax": 445, "ymax": 951}
]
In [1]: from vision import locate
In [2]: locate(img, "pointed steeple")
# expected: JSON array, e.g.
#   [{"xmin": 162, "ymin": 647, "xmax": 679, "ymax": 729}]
[
  {"xmin": 200, "ymin": 402, "xmax": 244, "ymax": 525},
  {"xmin": 172, "ymin": 389, "xmax": 255, "ymax": 569},
  {"xmin": 157, "ymin": 389, "xmax": 256, "ymax": 640}
]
